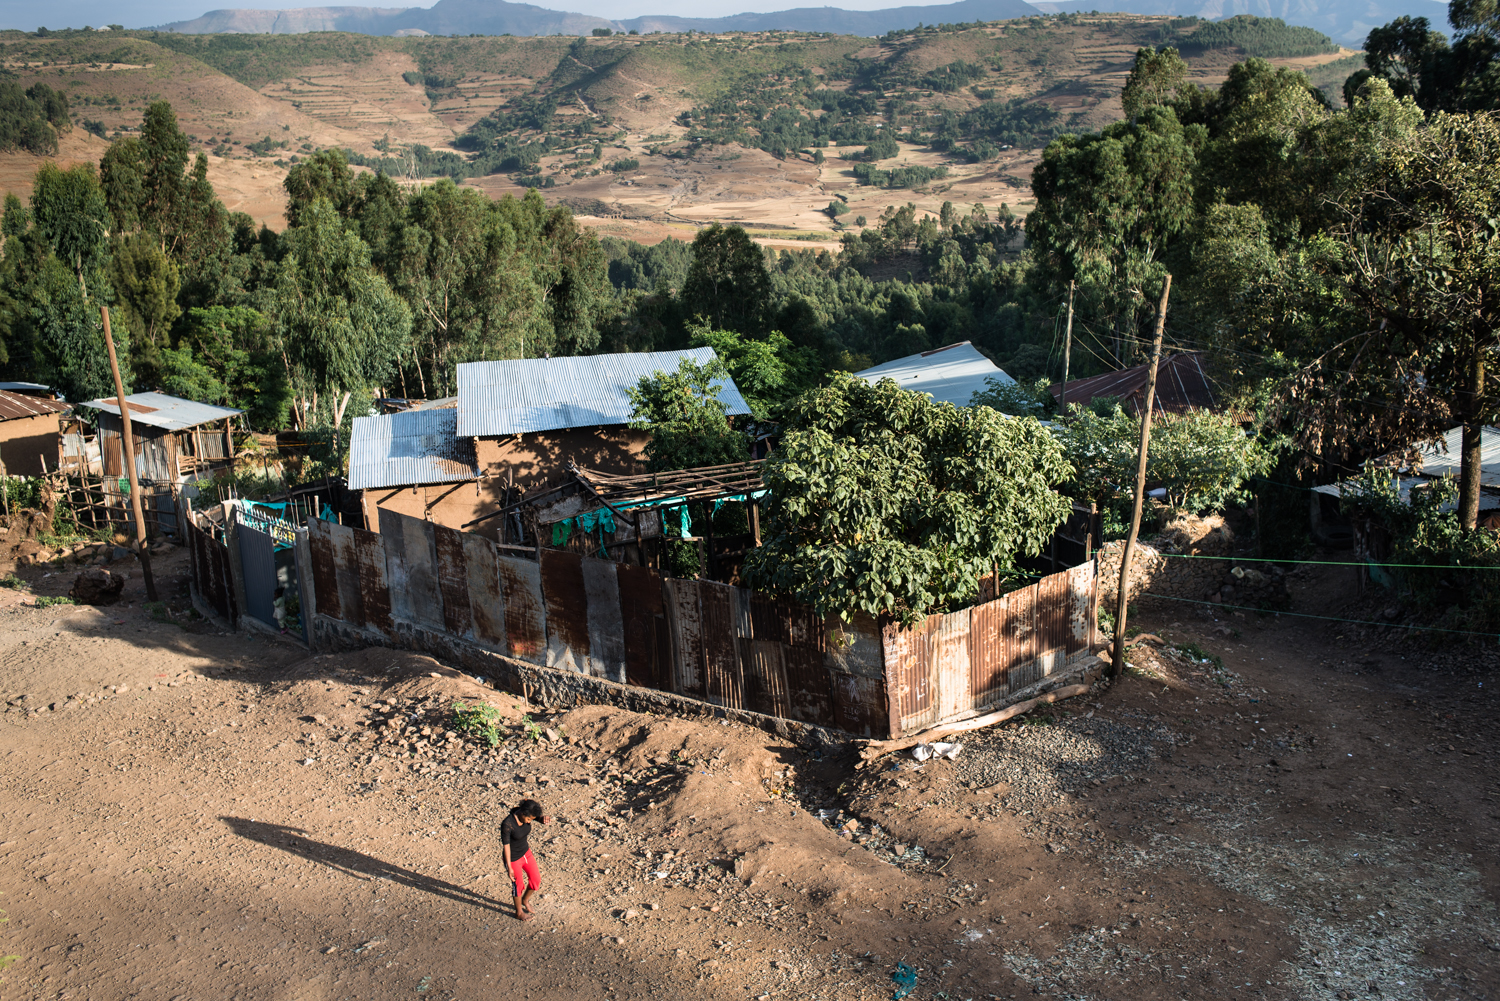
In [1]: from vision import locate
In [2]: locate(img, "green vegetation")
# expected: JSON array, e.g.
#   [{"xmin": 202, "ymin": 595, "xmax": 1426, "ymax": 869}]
[
  {"xmin": 742, "ymin": 373, "xmax": 1071, "ymax": 623},
  {"xmin": 1161, "ymin": 15, "xmax": 1339, "ymax": 58},
  {"xmin": 451, "ymin": 700, "xmax": 503, "ymax": 746},
  {"xmin": 0, "ymin": 81, "xmax": 69, "ymax": 155}
]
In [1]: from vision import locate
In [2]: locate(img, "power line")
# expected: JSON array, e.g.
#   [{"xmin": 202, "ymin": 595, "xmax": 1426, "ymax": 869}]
[{"xmin": 1137, "ymin": 591, "xmax": 1500, "ymax": 641}]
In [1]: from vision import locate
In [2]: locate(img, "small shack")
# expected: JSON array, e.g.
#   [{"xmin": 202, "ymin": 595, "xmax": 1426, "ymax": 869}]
[
  {"xmin": 854, "ymin": 341, "xmax": 1015, "ymax": 406},
  {"xmin": 354, "ymin": 349, "xmax": 753, "ymax": 537},
  {"xmin": 0, "ymin": 390, "xmax": 69, "ymax": 477},
  {"xmin": 83, "ymin": 392, "xmax": 242, "ymax": 484},
  {"xmin": 348, "ymin": 406, "xmax": 481, "ymax": 530},
  {"xmin": 1049, "ymin": 352, "xmax": 1218, "ymax": 416}
]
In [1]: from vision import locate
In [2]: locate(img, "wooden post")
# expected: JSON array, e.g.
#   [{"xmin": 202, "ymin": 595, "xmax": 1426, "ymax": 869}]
[
  {"xmin": 750, "ymin": 502, "xmax": 761, "ymax": 547},
  {"xmin": 1110, "ymin": 274, "xmax": 1170, "ymax": 679},
  {"xmin": 1060, "ymin": 279, "xmax": 1075, "ymax": 412},
  {"xmin": 101, "ymin": 305, "xmax": 158, "ymax": 602}
]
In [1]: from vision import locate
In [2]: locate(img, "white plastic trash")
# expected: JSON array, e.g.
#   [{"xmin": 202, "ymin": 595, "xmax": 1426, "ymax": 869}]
[{"xmin": 911, "ymin": 741, "xmax": 963, "ymax": 762}]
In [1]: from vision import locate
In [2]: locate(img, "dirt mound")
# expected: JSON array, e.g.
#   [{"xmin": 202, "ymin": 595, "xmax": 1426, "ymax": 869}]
[{"xmin": 1156, "ymin": 512, "xmax": 1234, "ymax": 555}]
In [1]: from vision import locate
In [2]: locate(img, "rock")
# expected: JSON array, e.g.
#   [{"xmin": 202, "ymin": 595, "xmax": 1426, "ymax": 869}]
[
  {"xmin": 544, "ymin": 727, "xmax": 560, "ymax": 743},
  {"xmin": 69, "ymin": 567, "xmax": 124, "ymax": 606},
  {"xmin": 321, "ymin": 945, "xmax": 338, "ymax": 955},
  {"xmin": 612, "ymin": 936, "xmax": 626, "ymax": 945},
  {"xmin": 623, "ymin": 908, "xmax": 639, "ymax": 920},
  {"xmin": 1046, "ymin": 842, "xmax": 1067, "ymax": 853},
  {"xmin": 647, "ymin": 902, "xmax": 659, "ymax": 911},
  {"xmin": 111, "ymin": 546, "xmax": 131, "ymax": 561}
]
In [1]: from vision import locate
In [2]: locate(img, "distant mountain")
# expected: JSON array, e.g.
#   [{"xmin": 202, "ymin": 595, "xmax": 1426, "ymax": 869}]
[
  {"xmin": 617, "ymin": 0, "xmax": 1042, "ymax": 34},
  {"xmin": 155, "ymin": 0, "xmax": 615, "ymax": 35},
  {"xmin": 1037, "ymin": 0, "xmax": 1448, "ymax": 46}
]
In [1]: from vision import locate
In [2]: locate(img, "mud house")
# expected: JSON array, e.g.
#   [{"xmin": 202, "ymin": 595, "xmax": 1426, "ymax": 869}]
[
  {"xmin": 854, "ymin": 341, "xmax": 1015, "ymax": 406},
  {"xmin": 351, "ymin": 349, "xmax": 752, "ymax": 536},
  {"xmin": 0, "ymin": 389, "xmax": 69, "ymax": 477},
  {"xmin": 83, "ymin": 392, "xmax": 242, "ymax": 484}
]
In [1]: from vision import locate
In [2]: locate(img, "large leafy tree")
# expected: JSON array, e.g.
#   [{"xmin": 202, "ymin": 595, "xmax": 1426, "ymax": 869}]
[
  {"xmin": 1350, "ymin": 0, "xmax": 1500, "ymax": 111},
  {"xmin": 269, "ymin": 198, "xmax": 412, "ymax": 432},
  {"xmin": 680, "ymin": 223, "xmax": 773, "ymax": 334},
  {"xmin": 743, "ymin": 375, "xmax": 1071, "ymax": 623}
]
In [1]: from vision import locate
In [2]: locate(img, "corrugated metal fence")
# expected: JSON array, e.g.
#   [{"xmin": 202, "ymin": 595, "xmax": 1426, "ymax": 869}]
[
  {"xmin": 183, "ymin": 509, "xmax": 238, "ymax": 626},
  {"xmin": 304, "ymin": 508, "xmax": 1098, "ymax": 739}
]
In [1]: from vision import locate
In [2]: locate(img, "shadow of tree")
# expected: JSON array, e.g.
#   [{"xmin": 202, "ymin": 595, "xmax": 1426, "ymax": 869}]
[{"xmin": 220, "ymin": 816, "xmax": 512, "ymax": 914}]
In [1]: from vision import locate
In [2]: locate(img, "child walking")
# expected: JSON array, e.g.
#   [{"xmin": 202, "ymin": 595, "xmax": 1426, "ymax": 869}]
[{"xmin": 501, "ymin": 799, "xmax": 550, "ymax": 921}]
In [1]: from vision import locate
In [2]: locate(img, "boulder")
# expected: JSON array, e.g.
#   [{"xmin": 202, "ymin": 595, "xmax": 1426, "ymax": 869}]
[{"xmin": 70, "ymin": 567, "xmax": 125, "ymax": 606}]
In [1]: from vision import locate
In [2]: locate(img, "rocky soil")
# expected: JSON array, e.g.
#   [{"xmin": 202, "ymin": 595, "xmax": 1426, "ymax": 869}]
[{"xmin": 0, "ymin": 550, "xmax": 1496, "ymax": 1001}]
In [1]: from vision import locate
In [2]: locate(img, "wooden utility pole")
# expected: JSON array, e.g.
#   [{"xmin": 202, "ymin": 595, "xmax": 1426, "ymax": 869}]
[
  {"xmin": 1110, "ymin": 275, "xmax": 1170, "ymax": 679},
  {"xmin": 101, "ymin": 306, "xmax": 158, "ymax": 602},
  {"xmin": 1060, "ymin": 279, "xmax": 1075, "ymax": 412}
]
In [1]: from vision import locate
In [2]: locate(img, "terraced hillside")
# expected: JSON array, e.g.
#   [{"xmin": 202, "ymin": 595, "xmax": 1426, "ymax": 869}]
[{"xmin": 0, "ymin": 17, "xmax": 1358, "ymax": 238}]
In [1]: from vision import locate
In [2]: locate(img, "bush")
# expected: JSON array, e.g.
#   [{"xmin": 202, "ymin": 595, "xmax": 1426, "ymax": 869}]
[
  {"xmin": 451, "ymin": 700, "xmax": 503, "ymax": 746},
  {"xmin": 606, "ymin": 158, "xmax": 640, "ymax": 173}
]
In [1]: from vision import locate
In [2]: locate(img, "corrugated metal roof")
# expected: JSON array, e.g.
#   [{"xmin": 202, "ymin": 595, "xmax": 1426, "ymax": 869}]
[
  {"xmin": 1049, "ymin": 352, "xmax": 1219, "ymax": 416},
  {"xmin": 854, "ymin": 341, "xmax": 1015, "ymax": 407},
  {"xmin": 1313, "ymin": 475, "xmax": 1500, "ymax": 512},
  {"xmin": 456, "ymin": 349, "xmax": 752, "ymax": 437},
  {"xmin": 347, "ymin": 408, "xmax": 479, "ymax": 491},
  {"xmin": 0, "ymin": 390, "xmax": 68, "ymax": 421},
  {"xmin": 83, "ymin": 392, "xmax": 242, "ymax": 431},
  {"xmin": 1415, "ymin": 425, "xmax": 1500, "ymax": 487}
]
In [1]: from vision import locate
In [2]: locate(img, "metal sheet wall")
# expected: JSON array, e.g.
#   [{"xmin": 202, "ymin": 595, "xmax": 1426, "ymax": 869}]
[
  {"xmin": 185, "ymin": 516, "xmax": 237, "ymax": 625},
  {"xmin": 305, "ymin": 509, "xmax": 889, "ymax": 736},
  {"xmin": 882, "ymin": 561, "xmax": 1099, "ymax": 738}
]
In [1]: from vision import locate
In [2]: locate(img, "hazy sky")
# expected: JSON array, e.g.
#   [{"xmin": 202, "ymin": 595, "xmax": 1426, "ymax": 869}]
[{"xmin": 5, "ymin": 0, "xmax": 969, "ymax": 31}]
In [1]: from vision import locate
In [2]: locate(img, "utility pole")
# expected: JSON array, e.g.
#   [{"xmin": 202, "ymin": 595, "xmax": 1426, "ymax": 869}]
[
  {"xmin": 1060, "ymin": 279, "xmax": 1075, "ymax": 413},
  {"xmin": 101, "ymin": 306, "xmax": 158, "ymax": 602},
  {"xmin": 1110, "ymin": 275, "xmax": 1170, "ymax": 679}
]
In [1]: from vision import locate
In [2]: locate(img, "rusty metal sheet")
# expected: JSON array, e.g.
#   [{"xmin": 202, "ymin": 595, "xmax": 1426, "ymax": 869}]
[
  {"xmin": 782, "ymin": 646, "xmax": 833, "ymax": 726},
  {"xmin": 617, "ymin": 563, "xmax": 667, "ymax": 689},
  {"xmin": 433, "ymin": 524, "xmax": 474, "ymax": 639},
  {"xmin": 498, "ymin": 555, "xmax": 545, "ymax": 664},
  {"xmin": 743, "ymin": 638, "xmax": 790, "ymax": 718},
  {"xmin": 352, "ymin": 527, "xmax": 392, "ymax": 633},
  {"xmin": 935, "ymin": 609, "xmax": 971, "ymax": 722},
  {"xmin": 831, "ymin": 672, "xmax": 887, "ymax": 738},
  {"xmin": 308, "ymin": 521, "xmax": 342, "ymax": 622},
  {"xmin": 329, "ymin": 522, "xmax": 368, "ymax": 629},
  {"xmin": 1005, "ymin": 580, "xmax": 1041, "ymax": 692},
  {"xmin": 970, "ymin": 597, "xmax": 1005, "ymax": 708},
  {"xmin": 540, "ymin": 549, "xmax": 591, "ymax": 674},
  {"xmin": 1066, "ymin": 561, "xmax": 1096, "ymax": 654},
  {"xmin": 582, "ymin": 557, "xmax": 626, "ymax": 682},
  {"xmin": 662, "ymin": 577, "xmax": 704, "ymax": 698},
  {"xmin": 380, "ymin": 509, "xmax": 443, "ymax": 633},
  {"xmin": 1038, "ymin": 570, "xmax": 1069, "ymax": 681},
  {"xmin": 822, "ymin": 612, "xmax": 884, "ymax": 680},
  {"xmin": 698, "ymin": 581, "xmax": 742, "ymax": 709},
  {"xmin": 884, "ymin": 617, "xmax": 938, "ymax": 737},
  {"xmin": 462, "ymin": 531, "xmax": 505, "ymax": 650},
  {"xmin": 784, "ymin": 598, "xmax": 824, "ymax": 651}
]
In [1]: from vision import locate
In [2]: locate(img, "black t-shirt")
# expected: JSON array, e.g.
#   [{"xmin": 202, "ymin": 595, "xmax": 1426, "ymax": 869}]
[{"xmin": 501, "ymin": 812, "xmax": 533, "ymax": 858}]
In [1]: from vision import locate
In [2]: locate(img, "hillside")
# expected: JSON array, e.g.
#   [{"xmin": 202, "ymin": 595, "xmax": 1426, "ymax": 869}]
[
  {"xmin": 0, "ymin": 16, "xmax": 1358, "ymax": 239},
  {"xmin": 1039, "ymin": 0, "xmax": 1446, "ymax": 47}
]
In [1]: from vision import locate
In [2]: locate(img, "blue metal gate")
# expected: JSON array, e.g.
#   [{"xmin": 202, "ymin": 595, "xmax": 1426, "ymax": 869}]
[{"xmin": 238, "ymin": 520, "xmax": 278, "ymax": 628}]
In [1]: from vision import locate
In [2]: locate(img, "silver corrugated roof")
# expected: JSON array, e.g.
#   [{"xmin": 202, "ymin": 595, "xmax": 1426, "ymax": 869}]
[
  {"xmin": 347, "ymin": 408, "xmax": 479, "ymax": 491},
  {"xmin": 1415, "ymin": 425, "xmax": 1500, "ymax": 487},
  {"xmin": 855, "ymin": 341, "xmax": 1015, "ymax": 407},
  {"xmin": 83, "ymin": 392, "xmax": 242, "ymax": 431},
  {"xmin": 455, "ymin": 349, "xmax": 752, "ymax": 437}
]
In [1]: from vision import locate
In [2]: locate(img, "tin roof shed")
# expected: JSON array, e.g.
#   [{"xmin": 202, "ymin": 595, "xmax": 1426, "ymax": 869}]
[
  {"xmin": 0, "ymin": 390, "xmax": 68, "ymax": 421},
  {"xmin": 854, "ymin": 342, "xmax": 1015, "ymax": 407},
  {"xmin": 1049, "ymin": 352, "xmax": 1218, "ymax": 417},
  {"xmin": 82, "ymin": 392, "xmax": 243, "ymax": 431},
  {"xmin": 347, "ymin": 408, "xmax": 479, "ymax": 491},
  {"xmin": 455, "ymin": 349, "xmax": 752, "ymax": 438}
]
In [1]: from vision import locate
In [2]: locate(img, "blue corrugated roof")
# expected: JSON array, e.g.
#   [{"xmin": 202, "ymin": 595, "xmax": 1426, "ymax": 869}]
[
  {"xmin": 855, "ymin": 341, "xmax": 1015, "ymax": 407},
  {"xmin": 455, "ymin": 349, "xmax": 753, "ymax": 438},
  {"xmin": 347, "ymin": 408, "xmax": 479, "ymax": 491},
  {"xmin": 83, "ymin": 392, "xmax": 242, "ymax": 431}
]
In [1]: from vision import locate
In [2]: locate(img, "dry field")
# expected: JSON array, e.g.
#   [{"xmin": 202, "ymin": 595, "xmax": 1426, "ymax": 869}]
[{"xmin": 0, "ymin": 22, "xmax": 1360, "ymax": 242}]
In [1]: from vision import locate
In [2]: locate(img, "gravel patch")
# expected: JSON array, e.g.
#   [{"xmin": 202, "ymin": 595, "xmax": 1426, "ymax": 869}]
[{"xmin": 955, "ymin": 711, "xmax": 1184, "ymax": 815}]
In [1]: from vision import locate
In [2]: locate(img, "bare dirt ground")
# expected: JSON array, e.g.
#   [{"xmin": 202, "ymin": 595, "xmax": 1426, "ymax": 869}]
[{"xmin": 1, "ymin": 545, "xmax": 1497, "ymax": 1001}]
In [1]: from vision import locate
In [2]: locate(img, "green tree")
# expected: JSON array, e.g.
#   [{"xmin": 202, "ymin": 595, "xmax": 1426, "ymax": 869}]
[
  {"xmin": 269, "ymin": 199, "xmax": 412, "ymax": 433},
  {"xmin": 627, "ymin": 355, "xmax": 750, "ymax": 472},
  {"xmin": 680, "ymin": 223, "xmax": 772, "ymax": 334},
  {"xmin": 1121, "ymin": 46, "xmax": 1189, "ymax": 121},
  {"xmin": 686, "ymin": 320, "xmax": 819, "ymax": 417},
  {"xmin": 111, "ymin": 233, "xmax": 181, "ymax": 351},
  {"xmin": 283, "ymin": 148, "xmax": 355, "ymax": 226},
  {"xmin": 172, "ymin": 306, "xmax": 291, "ymax": 430},
  {"xmin": 742, "ymin": 374, "xmax": 1071, "ymax": 623}
]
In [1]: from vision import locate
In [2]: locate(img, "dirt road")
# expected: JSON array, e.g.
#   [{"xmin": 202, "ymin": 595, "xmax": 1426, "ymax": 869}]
[{"xmin": 1, "ymin": 552, "xmax": 1496, "ymax": 1001}]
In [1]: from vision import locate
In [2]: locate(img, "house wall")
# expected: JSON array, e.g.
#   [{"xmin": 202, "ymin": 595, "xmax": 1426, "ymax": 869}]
[
  {"xmin": 99, "ymin": 421, "xmax": 176, "ymax": 482},
  {"xmin": 360, "ymin": 425, "xmax": 652, "ymax": 538},
  {"xmin": 0, "ymin": 413, "xmax": 62, "ymax": 476}
]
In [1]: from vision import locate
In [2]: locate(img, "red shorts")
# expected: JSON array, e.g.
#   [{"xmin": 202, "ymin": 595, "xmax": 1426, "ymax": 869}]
[{"xmin": 510, "ymin": 849, "xmax": 540, "ymax": 897}]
